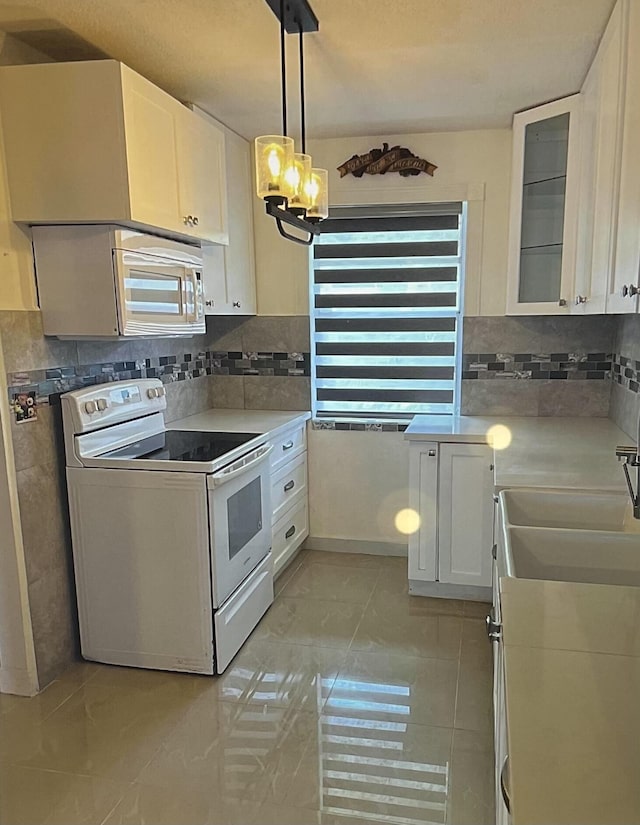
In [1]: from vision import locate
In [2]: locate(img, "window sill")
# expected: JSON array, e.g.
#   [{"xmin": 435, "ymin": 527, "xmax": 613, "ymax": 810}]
[{"xmin": 311, "ymin": 418, "xmax": 409, "ymax": 432}]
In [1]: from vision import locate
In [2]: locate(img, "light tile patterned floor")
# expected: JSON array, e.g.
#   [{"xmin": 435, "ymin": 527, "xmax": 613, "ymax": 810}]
[{"xmin": 0, "ymin": 550, "xmax": 494, "ymax": 825}]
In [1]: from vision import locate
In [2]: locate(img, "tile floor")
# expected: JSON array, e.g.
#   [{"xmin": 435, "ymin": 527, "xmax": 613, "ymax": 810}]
[{"xmin": 0, "ymin": 550, "xmax": 494, "ymax": 825}]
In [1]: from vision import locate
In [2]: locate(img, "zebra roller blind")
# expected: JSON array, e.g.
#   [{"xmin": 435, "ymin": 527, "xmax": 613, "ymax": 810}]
[{"xmin": 312, "ymin": 203, "xmax": 464, "ymax": 418}]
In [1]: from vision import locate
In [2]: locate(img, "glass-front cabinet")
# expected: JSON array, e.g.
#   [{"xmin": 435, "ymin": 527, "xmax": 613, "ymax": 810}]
[{"xmin": 506, "ymin": 95, "xmax": 582, "ymax": 314}]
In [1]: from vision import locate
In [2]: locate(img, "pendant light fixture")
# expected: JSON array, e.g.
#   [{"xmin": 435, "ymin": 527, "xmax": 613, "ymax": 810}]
[{"xmin": 255, "ymin": 0, "xmax": 329, "ymax": 246}]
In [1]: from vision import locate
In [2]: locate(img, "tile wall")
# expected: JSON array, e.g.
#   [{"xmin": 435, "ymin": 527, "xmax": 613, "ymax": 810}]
[
  {"xmin": 461, "ymin": 316, "xmax": 618, "ymax": 417},
  {"xmin": 0, "ymin": 311, "xmax": 310, "ymax": 687},
  {"xmin": 609, "ymin": 315, "xmax": 640, "ymax": 439}
]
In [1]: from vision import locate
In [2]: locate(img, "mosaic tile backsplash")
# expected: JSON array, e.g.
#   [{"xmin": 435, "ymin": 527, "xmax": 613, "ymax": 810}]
[
  {"xmin": 8, "ymin": 350, "xmax": 311, "ymax": 406},
  {"xmin": 463, "ymin": 352, "xmax": 612, "ymax": 381},
  {"xmin": 611, "ymin": 354, "xmax": 640, "ymax": 393}
]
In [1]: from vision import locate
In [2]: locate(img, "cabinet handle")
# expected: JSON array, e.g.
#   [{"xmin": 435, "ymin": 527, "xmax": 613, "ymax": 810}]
[
  {"xmin": 284, "ymin": 480, "xmax": 295, "ymax": 492},
  {"xmin": 285, "ymin": 525, "xmax": 296, "ymax": 539},
  {"xmin": 500, "ymin": 757, "xmax": 512, "ymax": 814},
  {"xmin": 575, "ymin": 294, "xmax": 588, "ymax": 305},
  {"xmin": 192, "ymin": 216, "xmax": 199, "ymax": 226},
  {"xmin": 489, "ymin": 463, "xmax": 494, "ymax": 471},
  {"xmin": 233, "ymin": 301, "xmax": 241, "ymax": 308},
  {"xmin": 282, "ymin": 441, "xmax": 294, "ymax": 451},
  {"xmin": 492, "ymin": 543, "xmax": 497, "ymax": 560},
  {"xmin": 486, "ymin": 612, "xmax": 502, "ymax": 641},
  {"xmin": 205, "ymin": 300, "xmax": 214, "ymax": 307},
  {"xmin": 428, "ymin": 449, "xmax": 436, "ymax": 457},
  {"xmin": 622, "ymin": 284, "xmax": 639, "ymax": 297},
  {"xmin": 558, "ymin": 298, "xmax": 567, "ymax": 307},
  {"xmin": 183, "ymin": 215, "xmax": 194, "ymax": 226}
]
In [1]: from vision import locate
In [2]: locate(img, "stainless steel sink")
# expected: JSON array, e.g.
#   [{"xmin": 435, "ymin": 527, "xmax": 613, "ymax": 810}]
[
  {"xmin": 505, "ymin": 526, "xmax": 640, "ymax": 586},
  {"xmin": 500, "ymin": 489, "xmax": 636, "ymax": 532}
]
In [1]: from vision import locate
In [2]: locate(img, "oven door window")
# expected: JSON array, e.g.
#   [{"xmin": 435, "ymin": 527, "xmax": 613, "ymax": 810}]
[{"xmin": 227, "ymin": 477, "xmax": 262, "ymax": 561}]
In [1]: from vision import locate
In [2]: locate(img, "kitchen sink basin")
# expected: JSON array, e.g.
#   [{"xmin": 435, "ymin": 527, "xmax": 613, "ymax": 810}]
[
  {"xmin": 505, "ymin": 527, "xmax": 640, "ymax": 586},
  {"xmin": 500, "ymin": 489, "xmax": 638, "ymax": 532}
]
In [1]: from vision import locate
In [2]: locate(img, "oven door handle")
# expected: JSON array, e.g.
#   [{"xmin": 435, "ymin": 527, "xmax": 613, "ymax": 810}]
[{"xmin": 210, "ymin": 444, "xmax": 273, "ymax": 487}]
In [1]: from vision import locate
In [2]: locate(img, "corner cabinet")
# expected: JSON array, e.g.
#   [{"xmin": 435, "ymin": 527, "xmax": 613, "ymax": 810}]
[
  {"xmin": 0, "ymin": 60, "xmax": 228, "ymax": 244},
  {"xmin": 408, "ymin": 441, "xmax": 493, "ymax": 597},
  {"xmin": 201, "ymin": 123, "xmax": 257, "ymax": 315},
  {"xmin": 506, "ymin": 95, "xmax": 582, "ymax": 315}
]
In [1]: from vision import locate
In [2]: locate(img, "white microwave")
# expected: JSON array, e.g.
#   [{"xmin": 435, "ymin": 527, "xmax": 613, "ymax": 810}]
[{"xmin": 32, "ymin": 225, "xmax": 206, "ymax": 339}]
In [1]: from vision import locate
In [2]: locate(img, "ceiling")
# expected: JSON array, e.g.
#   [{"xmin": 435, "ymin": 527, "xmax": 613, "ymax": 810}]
[{"xmin": 0, "ymin": 0, "xmax": 616, "ymax": 139}]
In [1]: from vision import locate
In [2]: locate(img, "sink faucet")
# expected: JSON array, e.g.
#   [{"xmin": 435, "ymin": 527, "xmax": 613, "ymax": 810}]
[{"xmin": 616, "ymin": 445, "xmax": 640, "ymax": 519}]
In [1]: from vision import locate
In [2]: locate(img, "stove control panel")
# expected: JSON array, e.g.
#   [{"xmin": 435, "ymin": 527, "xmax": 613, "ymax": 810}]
[{"xmin": 62, "ymin": 379, "xmax": 167, "ymax": 433}]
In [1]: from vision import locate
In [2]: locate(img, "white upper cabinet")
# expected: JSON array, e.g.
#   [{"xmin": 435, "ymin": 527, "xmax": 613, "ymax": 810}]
[
  {"xmin": 573, "ymin": 0, "xmax": 626, "ymax": 314},
  {"xmin": 608, "ymin": 0, "xmax": 640, "ymax": 313},
  {"xmin": 0, "ymin": 60, "xmax": 228, "ymax": 245},
  {"xmin": 506, "ymin": 95, "xmax": 582, "ymax": 315},
  {"xmin": 201, "ymin": 122, "xmax": 257, "ymax": 315}
]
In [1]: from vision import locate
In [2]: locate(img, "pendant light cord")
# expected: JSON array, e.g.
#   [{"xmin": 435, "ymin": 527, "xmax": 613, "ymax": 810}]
[
  {"xmin": 280, "ymin": 0, "xmax": 288, "ymax": 136},
  {"xmin": 298, "ymin": 18, "xmax": 306, "ymax": 153}
]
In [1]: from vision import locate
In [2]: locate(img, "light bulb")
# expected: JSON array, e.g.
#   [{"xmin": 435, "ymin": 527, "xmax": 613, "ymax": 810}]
[
  {"xmin": 267, "ymin": 146, "xmax": 283, "ymax": 179},
  {"xmin": 305, "ymin": 172, "xmax": 321, "ymax": 205}
]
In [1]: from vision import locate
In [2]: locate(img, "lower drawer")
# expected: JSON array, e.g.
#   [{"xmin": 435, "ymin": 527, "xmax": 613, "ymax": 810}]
[
  {"xmin": 271, "ymin": 452, "xmax": 307, "ymax": 524},
  {"xmin": 272, "ymin": 499, "xmax": 309, "ymax": 577},
  {"xmin": 214, "ymin": 554, "xmax": 273, "ymax": 673}
]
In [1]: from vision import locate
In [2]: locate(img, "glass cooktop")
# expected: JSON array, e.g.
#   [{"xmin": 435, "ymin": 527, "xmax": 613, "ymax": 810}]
[{"xmin": 101, "ymin": 430, "xmax": 261, "ymax": 463}]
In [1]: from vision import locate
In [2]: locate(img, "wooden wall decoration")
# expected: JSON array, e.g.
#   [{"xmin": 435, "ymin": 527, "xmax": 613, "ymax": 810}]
[{"xmin": 337, "ymin": 143, "xmax": 437, "ymax": 179}]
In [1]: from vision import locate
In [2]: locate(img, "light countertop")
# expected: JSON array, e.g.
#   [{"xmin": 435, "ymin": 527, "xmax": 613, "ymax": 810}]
[
  {"xmin": 405, "ymin": 415, "xmax": 632, "ymax": 491},
  {"xmin": 500, "ymin": 576, "xmax": 640, "ymax": 825},
  {"xmin": 169, "ymin": 408, "xmax": 310, "ymax": 441}
]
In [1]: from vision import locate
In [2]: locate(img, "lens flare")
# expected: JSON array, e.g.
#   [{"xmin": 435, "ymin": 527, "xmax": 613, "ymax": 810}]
[
  {"xmin": 486, "ymin": 423, "xmax": 512, "ymax": 451},
  {"xmin": 394, "ymin": 508, "xmax": 421, "ymax": 535}
]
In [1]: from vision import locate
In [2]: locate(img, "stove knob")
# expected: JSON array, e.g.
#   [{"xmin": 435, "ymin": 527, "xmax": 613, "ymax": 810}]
[
  {"xmin": 147, "ymin": 388, "xmax": 158, "ymax": 399},
  {"xmin": 84, "ymin": 400, "xmax": 97, "ymax": 414},
  {"xmin": 96, "ymin": 398, "xmax": 108, "ymax": 411},
  {"xmin": 157, "ymin": 386, "xmax": 166, "ymax": 397}
]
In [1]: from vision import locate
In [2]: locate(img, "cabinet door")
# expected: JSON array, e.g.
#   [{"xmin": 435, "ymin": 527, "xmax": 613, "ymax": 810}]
[
  {"xmin": 609, "ymin": 0, "xmax": 640, "ymax": 313},
  {"xmin": 223, "ymin": 130, "xmax": 257, "ymax": 314},
  {"xmin": 437, "ymin": 443, "xmax": 493, "ymax": 587},
  {"xmin": 121, "ymin": 66, "xmax": 182, "ymax": 234},
  {"xmin": 176, "ymin": 112, "xmax": 228, "ymax": 244},
  {"xmin": 506, "ymin": 95, "xmax": 581, "ymax": 315},
  {"xmin": 572, "ymin": 60, "xmax": 599, "ymax": 312},
  {"xmin": 494, "ymin": 637, "xmax": 511, "ymax": 825},
  {"xmin": 201, "ymin": 128, "xmax": 257, "ymax": 315},
  {"xmin": 408, "ymin": 443, "xmax": 438, "ymax": 582}
]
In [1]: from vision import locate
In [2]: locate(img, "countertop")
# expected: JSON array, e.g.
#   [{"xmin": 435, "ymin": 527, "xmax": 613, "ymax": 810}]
[
  {"xmin": 405, "ymin": 415, "xmax": 632, "ymax": 491},
  {"xmin": 500, "ymin": 576, "xmax": 640, "ymax": 825},
  {"xmin": 169, "ymin": 408, "xmax": 311, "ymax": 441}
]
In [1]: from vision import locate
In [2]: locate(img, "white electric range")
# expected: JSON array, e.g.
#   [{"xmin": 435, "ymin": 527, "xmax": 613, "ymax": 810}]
[{"xmin": 61, "ymin": 378, "xmax": 274, "ymax": 674}]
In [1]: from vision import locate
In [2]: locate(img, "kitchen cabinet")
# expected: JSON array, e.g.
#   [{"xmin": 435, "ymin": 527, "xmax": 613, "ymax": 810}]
[
  {"xmin": 574, "ymin": 0, "xmax": 626, "ymax": 314},
  {"xmin": 0, "ymin": 60, "xmax": 228, "ymax": 244},
  {"xmin": 608, "ymin": 0, "xmax": 640, "ymax": 313},
  {"xmin": 506, "ymin": 95, "xmax": 581, "ymax": 315},
  {"xmin": 408, "ymin": 441, "xmax": 493, "ymax": 595},
  {"xmin": 201, "ymin": 122, "xmax": 257, "ymax": 315},
  {"xmin": 269, "ymin": 421, "xmax": 309, "ymax": 577}
]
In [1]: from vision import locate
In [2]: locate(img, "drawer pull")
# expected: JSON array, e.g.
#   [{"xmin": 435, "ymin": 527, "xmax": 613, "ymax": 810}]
[
  {"xmin": 282, "ymin": 440, "xmax": 294, "ymax": 451},
  {"xmin": 486, "ymin": 613, "xmax": 502, "ymax": 642},
  {"xmin": 284, "ymin": 480, "xmax": 295, "ymax": 492},
  {"xmin": 285, "ymin": 525, "xmax": 296, "ymax": 539}
]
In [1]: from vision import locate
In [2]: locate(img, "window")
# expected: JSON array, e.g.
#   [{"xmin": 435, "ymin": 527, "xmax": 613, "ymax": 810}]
[{"xmin": 311, "ymin": 203, "xmax": 465, "ymax": 418}]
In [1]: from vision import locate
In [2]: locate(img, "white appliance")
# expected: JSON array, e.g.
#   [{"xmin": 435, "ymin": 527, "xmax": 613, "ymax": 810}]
[
  {"xmin": 61, "ymin": 379, "xmax": 273, "ymax": 674},
  {"xmin": 32, "ymin": 225, "xmax": 206, "ymax": 339}
]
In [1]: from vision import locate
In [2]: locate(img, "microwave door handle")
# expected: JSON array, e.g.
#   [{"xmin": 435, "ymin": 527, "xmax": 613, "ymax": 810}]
[
  {"xmin": 188, "ymin": 269, "xmax": 204, "ymax": 322},
  {"xmin": 211, "ymin": 444, "xmax": 273, "ymax": 487}
]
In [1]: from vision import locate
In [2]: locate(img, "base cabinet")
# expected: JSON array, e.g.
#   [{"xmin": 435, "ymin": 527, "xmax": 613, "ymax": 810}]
[
  {"xmin": 408, "ymin": 441, "xmax": 494, "ymax": 592},
  {"xmin": 269, "ymin": 422, "xmax": 309, "ymax": 577}
]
